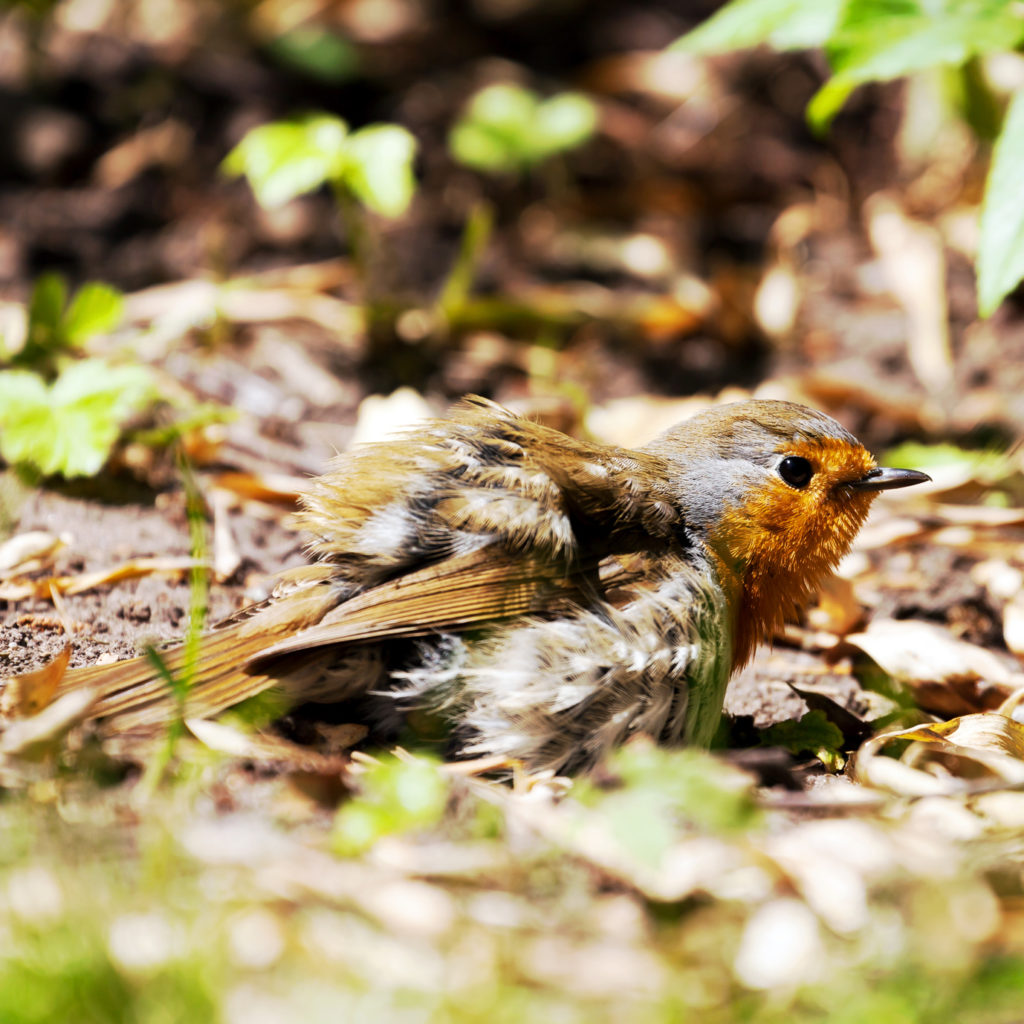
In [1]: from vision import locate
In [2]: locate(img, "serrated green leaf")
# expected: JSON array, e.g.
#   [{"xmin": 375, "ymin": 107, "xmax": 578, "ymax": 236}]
[
  {"xmin": 62, "ymin": 282, "xmax": 124, "ymax": 345},
  {"xmin": 0, "ymin": 360, "xmax": 154, "ymax": 477},
  {"xmin": 672, "ymin": 0, "xmax": 844, "ymax": 54},
  {"xmin": 763, "ymin": 710, "xmax": 844, "ymax": 757},
  {"xmin": 979, "ymin": 89, "xmax": 1024, "ymax": 316},
  {"xmin": 809, "ymin": 0, "xmax": 1024, "ymax": 130},
  {"xmin": 266, "ymin": 26, "xmax": 360, "ymax": 83},
  {"xmin": 342, "ymin": 123, "xmax": 418, "ymax": 218},
  {"xmin": 223, "ymin": 114, "xmax": 349, "ymax": 208}
]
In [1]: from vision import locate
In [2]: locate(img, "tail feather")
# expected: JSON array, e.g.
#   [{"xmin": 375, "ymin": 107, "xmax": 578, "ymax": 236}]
[{"xmin": 56, "ymin": 585, "xmax": 340, "ymax": 729}]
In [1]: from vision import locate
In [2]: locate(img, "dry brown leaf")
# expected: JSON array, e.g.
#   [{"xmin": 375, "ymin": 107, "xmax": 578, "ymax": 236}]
[
  {"xmin": 0, "ymin": 687, "xmax": 98, "ymax": 757},
  {"xmin": 865, "ymin": 192, "xmax": 953, "ymax": 403},
  {"xmin": 209, "ymin": 471, "xmax": 306, "ymax": 506},
  {"xmin": 0, "ymin": 643, "xmax": 71, "ymax": 719},
  {"xmin": 0, "ymin": 531, "xmax": 69, "ymax": 576},
  {"xmin": 845, "ymin": 619, "xmax": 1022, "ymax": 717},
  {"xmin": 805, "ymin": 574, "xmax": 863, "ymax": 636},
  {"xmin": 855, "ymin": 713, "xmax": 1024, "ymax": 795},
  {"xmin": 0, "ymin": 557, "xmax": 197, "ymax": 601}
]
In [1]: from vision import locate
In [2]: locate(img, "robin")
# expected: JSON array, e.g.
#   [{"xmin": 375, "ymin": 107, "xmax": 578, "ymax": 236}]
[{"xmin": 58, "ymin": 397, "xmax": 929, "ymax": 773}]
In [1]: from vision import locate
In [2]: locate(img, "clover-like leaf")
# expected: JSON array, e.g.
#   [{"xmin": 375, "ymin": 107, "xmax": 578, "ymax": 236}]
[{"xmin": 62, "ymin": 282, "xmax": 124, "ymax": 346}]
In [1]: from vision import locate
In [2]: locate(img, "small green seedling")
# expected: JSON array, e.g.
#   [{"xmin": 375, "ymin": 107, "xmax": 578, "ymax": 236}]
[
  {"xmin": 449, "ymin": 82, "xmax": 598, "ymax": 176},
  {"xmin": 4, "ymin": 273, "xmax": 124, "ymax": 375},
  {"xmin": 223, "ymin": 113, "xmax": 417, "ymax": 219},
  {"xmin": 0, "ymin": 359, "xmax": 154, "ymax": 479},
  {"xmin": 0, "ymin": 274, "xmax": 153, "ymax": 479}
]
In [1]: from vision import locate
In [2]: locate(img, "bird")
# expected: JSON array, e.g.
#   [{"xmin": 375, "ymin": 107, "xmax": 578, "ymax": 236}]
[{"xmin": 56, "ymin": 397, "xmax": 929, "ymax": 774}]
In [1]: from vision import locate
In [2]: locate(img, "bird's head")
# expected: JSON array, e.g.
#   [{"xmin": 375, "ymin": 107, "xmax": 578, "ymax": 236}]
[{"xmin": 644, "ymin": 400, "xmax": 929, "ymax": 667}]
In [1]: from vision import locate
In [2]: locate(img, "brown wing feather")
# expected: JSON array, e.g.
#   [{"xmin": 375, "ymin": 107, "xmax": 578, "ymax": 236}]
[{"xmin": 250, "ymin": 545, "xmax": 580, "ymax": 663}]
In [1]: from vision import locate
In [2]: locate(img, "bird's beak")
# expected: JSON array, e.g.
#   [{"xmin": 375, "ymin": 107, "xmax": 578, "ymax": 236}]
[{"xmin": 845, "ymin": 467, "xmax": 932, "ymax": 491}]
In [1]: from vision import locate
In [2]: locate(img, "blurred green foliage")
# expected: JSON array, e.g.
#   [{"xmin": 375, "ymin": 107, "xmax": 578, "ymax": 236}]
[
  {"xmin": 11, "ymin": 274, "xmax": 124, "ymax": 376},
  {"xmin": 223, "ymin": 113, "xmax": 418, "ymax": 218},
  {"xmin": 0, "ymin": 359, "xmax": 154, "ymax": 478},
  {"xmin": 449, "ymin": 83, "xmax": 598, "ymax": 175},
  {"xmin": 332, "ymin": 755, "xmax": 451, "ymax": 855},
  {"xmin": 576, "ymin": 744, "xmax": 761, "ymax": 867},
  {"xmin": 675, "ymin": 0, "xmax": 1024, "ymax": 317}
]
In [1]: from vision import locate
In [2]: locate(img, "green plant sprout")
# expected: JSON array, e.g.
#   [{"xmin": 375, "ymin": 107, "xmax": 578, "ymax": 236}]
[
  {"xmin": 140, "ymin": 459, "xmax": 210, "ymax": 794},
  {"xmin": 449, "ymin": 83, "xmax": 598, "ymax": 175},
  {"xmin": 674, "ymin": 0, "xmax": 1024, "ymax": 317},
  {"xmin": 223, "ymin": 113, "xmax": 417, "ymax": 218},
  {"xmin": 223, "ymin": 113, "xmax": 417, "ymax": 288},
  {"xmin": 438, "ymin": 84, "xmax": 597, "ymax": 326},
  {"xmin": 10, "ymin": 272, "xmax": 123, "ymax": 374},
  {"xmin": 0, "ymin": 274, "xmax": 156, "ymax": 479}
]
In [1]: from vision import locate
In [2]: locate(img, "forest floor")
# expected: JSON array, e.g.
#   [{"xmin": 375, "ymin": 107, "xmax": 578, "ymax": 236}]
[{"xmin": 1, "ymin": 3, "xmax": 1024, "ymax": 1021}]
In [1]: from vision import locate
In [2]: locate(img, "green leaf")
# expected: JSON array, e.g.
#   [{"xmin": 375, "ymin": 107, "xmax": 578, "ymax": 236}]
[
  {"xmin": 979, "ymin": 89, "xmax": 1024, "ymax": 316},
  {"xmin": 762, "ymin": 710, "xmax": 844, "ymax": 758},
  {"xmin": 62, "ymin": 282, "xmax": 123, "ymax": 345},
  {"xmin": 809, "ymin": 0, "xmax": 1024, "ymax": 129},
  {"xmin": 26, "ymin": 273, "xmax": 67, "ymax": 353},
  {"xmin": 331, "ymin": 755, "xmax": 448, "ymax": 856},
  {"xmin": 884, "ymin": 440, "xmax": 1013, "ymax": 483},
  {"xmin": 449, "ymin": 120, "xmax": 517, "ymax": 173},
  {"xmin": 532, "ymin": 92, "xmax": 599, "ymax": 161},
  {"xmin": 341, "ymin": 123, "xmax": 418, "ymax": 218},
  {"xmin": 577, "ymin": 744, "xmax": 761, "ymax": 838},
  {"xmin": 266, "ymin": 26, "xmax": 360, "ymax": 83},
  {"xmin": 450, "ymin": 84, "xmax": 597, "ymax": 175},
  {"xmin": 0, "ymin": 360, "xmax": 154, "ymax": 477},
  {"xmin": 222, "ymin": 114, "xmax": 350, "ymax": 208},
  {"xmin": 672, "ymin": 0, "xmax": 844, "ymax": 54}
]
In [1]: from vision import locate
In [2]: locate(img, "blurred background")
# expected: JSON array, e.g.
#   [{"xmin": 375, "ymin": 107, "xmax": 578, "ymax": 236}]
[{"xmin": 4, "ymin": 0, "xmax": 1021, "ymax": 459}]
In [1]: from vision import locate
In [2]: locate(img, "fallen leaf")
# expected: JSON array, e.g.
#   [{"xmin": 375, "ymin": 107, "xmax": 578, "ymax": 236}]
[
  {"xmin": 0, "ymin": 531, "xmax": 69, "ymax": 575},
  {"xmin": 865, "ymin": 192, "xmax": 953, "ymax": 402},
  {"xmin": 855, "ymin": 713, "xmax": 1024, "ymax": 795},
  {"xmin": 845, "ymin": 619, "xmax": 1023, "ymax": 717},
  {"xmin": 805, "ymin": 573, "xmax": 863, "ymax": 635},
  {"xmin": 0, "ymin": 687, "xmax": 98, "ymax": 757},
  {"xmin": 0, "ymin": 557, "xmax": 197, "ymax": 600},
  {"xmin": 0, "ymin": 643, "xmax": 71, "ymax": 718}
]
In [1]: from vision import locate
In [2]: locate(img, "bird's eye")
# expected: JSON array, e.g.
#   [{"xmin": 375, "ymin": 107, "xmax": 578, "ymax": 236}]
[{"xmin": 778, "ymin": 455, "xmax": 813, "ymax": 489}]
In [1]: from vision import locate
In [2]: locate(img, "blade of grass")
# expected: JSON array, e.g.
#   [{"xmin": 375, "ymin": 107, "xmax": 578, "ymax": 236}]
[{"xmin": 139, "ymin": 457, "xmax": 210, "ymax": 794}]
